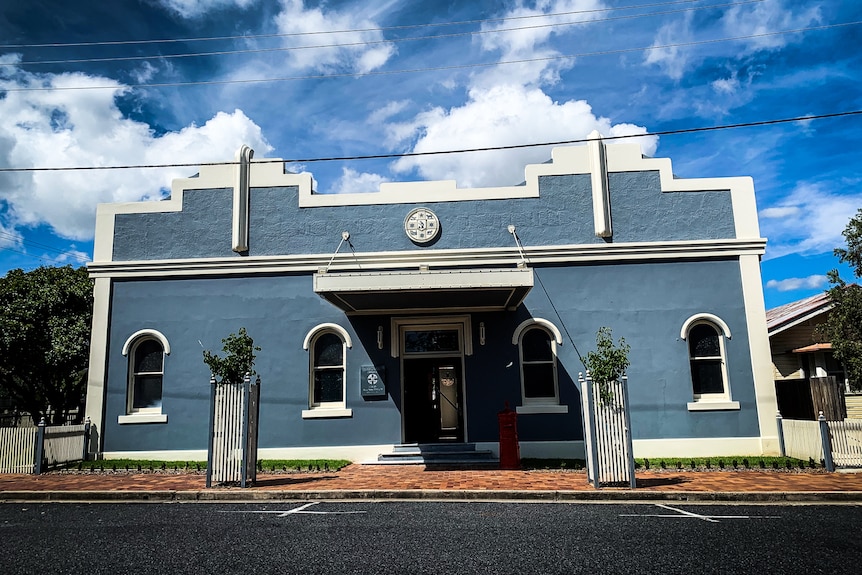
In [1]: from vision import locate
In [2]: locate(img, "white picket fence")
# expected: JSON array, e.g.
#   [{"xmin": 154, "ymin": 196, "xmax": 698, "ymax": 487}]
[
  {"xmin": 0, "ymin": 426, "xmax": 38, "ymax": 473},
  {"xmin": 780, "ymin": 418, "xmax": 824, "ymax": 463},
  {"xmin": 207, "ymin": 375, "xmax": 260, "ymax": 487},
  {"xmin": 580, "ymin": 373, "xmax": 636, "ymax": 488},
  {"xmin": 828, "ymin": 419, "xmax": 862, "ymax": 467},
  {"xmin": 0, "ymin": 422, "xmax": 89, "ymax": 474},
  {"xmin": 778, "ymin": 414, "xmax": 862, "ymax": 470}
]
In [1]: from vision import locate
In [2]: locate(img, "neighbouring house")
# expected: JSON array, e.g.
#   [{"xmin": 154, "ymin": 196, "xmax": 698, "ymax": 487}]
[
  {"xmin": 767, "ymin": 292, "xmax": 861, "ymax": 420},
  {"xmin": 84, "ymin": 135, "xmax": 780, "ymax": 462}
]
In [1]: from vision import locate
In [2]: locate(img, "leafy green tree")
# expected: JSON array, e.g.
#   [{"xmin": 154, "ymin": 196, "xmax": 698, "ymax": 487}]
[
  {"xmin": 822, "ymin": 209, "xmax": 862, "ymax": 391},
  {"xmin": 583, "ymin": 326, "xmax": 631, "ymax": 403},
  {"xmin": 203, "ymin": 328, "xmax": 261, "ymax": 384},
  {"xmin": 0, "ymin": 265, "xmax": 93, "ymax": 424}
]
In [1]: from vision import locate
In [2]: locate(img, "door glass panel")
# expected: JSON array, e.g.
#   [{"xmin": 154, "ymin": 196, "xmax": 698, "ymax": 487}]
[{"xmin": 404, "ymin": 330, "xmax": 459, "ymax": 354}]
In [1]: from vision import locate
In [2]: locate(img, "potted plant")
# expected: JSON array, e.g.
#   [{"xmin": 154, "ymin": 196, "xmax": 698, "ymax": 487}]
[
  {"xmin": 202, "ymin": 327, "xmax": 261, "ymax": 384},
  {"xmin": 583, "ymin": 326, "xmax": 630, "ymax": 404}
]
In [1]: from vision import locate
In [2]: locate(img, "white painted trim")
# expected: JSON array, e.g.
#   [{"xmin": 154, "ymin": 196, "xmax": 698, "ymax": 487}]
[
  {"xmin": 231, "ymin": 145, "xmax": 253, "ymax": 253},
  {"xmin": 516, "ymin": 405, "xmax": 569, "ymax": 414},
  {"xmin": 117, "ymin": 413, "xmax": 168, "ymax": 424},
  {"xmin": 91, "ymin": 142, "xmax": 761, "ymax": 266},
  {"xmin": 390, "ymin": 315, "xmax": 473, "ymax": 358},
  {"xmin": 301, "ymin": 408, "xmax": 353, "ymax": 419},
  {"xmin": 91, "ymin": 158, "xmax": 313, "ymax": 262},
  {"xmin": 88, "ymin": 239, "xmax": 766, "ymax": 279},
  {"xmin": 102, "ymin": 449, "xmax": 208, "ymax": 462},
  {"xmin": 588, "ymin": 131, "xmax": 612, "ymax": 238},
  {"xmin": 632, "ymin": 436, "xmax": 773, "ymax": 458},
  {"xmin": 473, "ymin": 440, "xmax": 587, "ymax": 460},
  {"xmin": 512, "ymin": 318, "xmax": 564, "ymax": 345},
  {"xmin": 680, "ymin": 314, "xmax": 732, "ymax": 340},
  {"xmin": 302, "ymin": 323, "xmax": 353, "ymax": 350},
  {"xmin": 686, "ymin": 401, "xmax": 741, "ymax": 411},
  {"xmin": 738, "ymin": 254, "xmax": 781, "ymax": 455},
  {"xmin": 121, "ymin": 329, "xmax": 172, "ymax": 356},
  {"xmin": 84, "ymin": 277, "xmax": 111, "ymax": 452}
]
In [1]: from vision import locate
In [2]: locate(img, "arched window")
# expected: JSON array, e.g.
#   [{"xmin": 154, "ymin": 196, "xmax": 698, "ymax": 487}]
[
  {"xmin": 521, "ymin": 327, "xmax": 557, "ymax": 401},
  {"xmin": 681, "ymin": 315, "xmax": 737, "ymax": 409},
  {"xmin": 688, "ymin": 323, "xmax": 726, "ymax": 397},
  {"xmin": 512, "ymin": 319, "xmax": 567, "ymax": 413},
  {"xmin": 120, "ymin": 329, "xmax": 170, "ymax": 423},
  {"xmin": 302, "ymin": 324, "xmax": 352, "ymax": 418}
]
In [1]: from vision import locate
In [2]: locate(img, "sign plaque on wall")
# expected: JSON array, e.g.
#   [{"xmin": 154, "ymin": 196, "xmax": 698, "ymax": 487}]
[{"xmin": 361, "ymin": 365, "xmax": 386, "ymax": 399}]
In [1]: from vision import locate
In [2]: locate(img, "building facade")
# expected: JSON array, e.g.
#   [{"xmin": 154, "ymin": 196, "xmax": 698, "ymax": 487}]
[{"xmin": 85, "ymin": 136, "xmax": 779, "ymax": 461}]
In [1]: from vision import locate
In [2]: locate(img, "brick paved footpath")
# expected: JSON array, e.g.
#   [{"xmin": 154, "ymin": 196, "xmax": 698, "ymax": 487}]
[{"xmin": 2, "ymin": 465, "xmax": 862, "ymax": 499}]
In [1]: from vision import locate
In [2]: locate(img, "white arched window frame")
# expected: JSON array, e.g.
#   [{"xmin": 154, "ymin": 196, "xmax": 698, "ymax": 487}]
[
  {"xmin": 302, "ymin": 323, "xmax": 353, "ymax": 419},
  {"xmin": 118, "ymin": 329, "xmax": 170, "ymax": 424},
  {"xmin": 512, "ymin": 319, "xmax": 568, "ymax": 414},
  {"xmin": 680, "ymin": 314, "xmax": 740, "ymax": 411}
]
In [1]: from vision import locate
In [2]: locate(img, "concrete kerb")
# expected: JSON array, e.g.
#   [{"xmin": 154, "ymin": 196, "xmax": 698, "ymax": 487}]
[{"xmin": 3, "ymin": 490, "xmax": 862, "ymax": 503}]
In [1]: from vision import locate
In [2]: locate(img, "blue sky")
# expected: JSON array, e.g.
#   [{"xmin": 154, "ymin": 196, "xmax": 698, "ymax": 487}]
[{"xmin": 0, "ymin": 0, "xmax": 859, "ymax": 309}]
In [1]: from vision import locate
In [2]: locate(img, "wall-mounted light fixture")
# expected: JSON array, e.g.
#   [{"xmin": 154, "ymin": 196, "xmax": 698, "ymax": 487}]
[
  {"xmin": 377, "ymin": 326, "xmax": 384, "ymax": 350},
  {"xmin": 479, "ymin": 322, "xmax": 486, "ymax": 346}
]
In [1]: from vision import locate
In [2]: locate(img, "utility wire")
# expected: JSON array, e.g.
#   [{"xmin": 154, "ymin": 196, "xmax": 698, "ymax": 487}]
[
  {"xmin": 4, "ymin": 20, "xmax": 855, "ymax": 93},
  {"xmin": 0, "ymin": 0, "xmax": 708, "ymax": 49},
  {"xmin": 4, "ymin": 1, "xmax": 763, "ymax": 67},
  {"xmin": 0, "ymin": 231, "xmax": 89, "ymax": 261},
  {"xmin": 0, "ymin": 110, "xmax": 858, "ymax": 173}
]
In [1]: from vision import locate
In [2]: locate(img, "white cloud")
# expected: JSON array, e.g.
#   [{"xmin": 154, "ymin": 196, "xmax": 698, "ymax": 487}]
[
  {"xmin": 722, "ymin": 0, "xmax": 822, "ymax": 53},
  {"xmin": 157, "ymin": 0, "xmax": 256, "ymax": 19},
  {"xmin": 760, "ymin": 183, "xmax": 862, "ymax": 260},
  {"xmin": 368, "ymin": 100, "xmax": 410, "ymax": 125},
  {"xmin": 0, "ymin": 63, "xmax": 272, "ymax": 241},
  {"xmin": 473, "ymin": 0, "xmax": 607, "ymax": 89},
  {"xmin": 330, "ymin": 167, "xmax": 390, "ymax": 195},
  {"xmin": 643, "ymin": 11, "xmax": 693, "ymax": 80},
  {"xmin": 389, "ymin": 84, "xmax": 657, "ymax": 188},
  {"xmin": 273, "ymin": 0, "xmax": 396, "ymax": 74},
  {"xmin": 760, "ymin": 206, "xmax": 800, "ymax": 219},
  {"xmin": 766, "ymin": 275, "xmax": 828, "ymax": 292}
]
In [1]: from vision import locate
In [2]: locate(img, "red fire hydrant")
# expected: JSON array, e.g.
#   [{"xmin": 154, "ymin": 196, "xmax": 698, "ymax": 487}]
[{"xmin": 498, "ymin": 402, "xmax": 520, "ymax": 470}]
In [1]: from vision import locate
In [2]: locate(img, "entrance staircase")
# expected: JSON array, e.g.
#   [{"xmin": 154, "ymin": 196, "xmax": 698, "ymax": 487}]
[{"xmin": 370, "ymin": 443, "xmax": 498, "ymax": 466}]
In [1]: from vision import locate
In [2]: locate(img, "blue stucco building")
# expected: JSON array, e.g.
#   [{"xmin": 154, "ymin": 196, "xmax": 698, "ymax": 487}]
[{"xmin": 85, "ymin": 136, "xmax": 780, "ymax": 462}]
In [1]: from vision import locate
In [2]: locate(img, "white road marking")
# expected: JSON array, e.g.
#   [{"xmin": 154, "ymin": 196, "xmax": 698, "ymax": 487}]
[
  {"xmin": 620, "ymin": 504, "xmax": 780, "ymax": 523},
  {"xmin": 220, "ymin": 502, "xmax": 366, "ymax": 517}
]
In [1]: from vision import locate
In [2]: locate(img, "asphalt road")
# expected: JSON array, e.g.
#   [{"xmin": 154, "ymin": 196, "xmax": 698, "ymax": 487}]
[{"xmin": 1, "ymin": 501, "xmax": 860, "ymax": 574}]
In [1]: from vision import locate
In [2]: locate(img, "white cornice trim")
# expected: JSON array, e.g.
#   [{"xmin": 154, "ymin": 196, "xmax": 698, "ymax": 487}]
[
  {"xmin": 88, "ymin": 238, "xmax": 766, "ymax": 279},
  {"xmin": 92, "ymin": 142, "xmax": 762, "ymax": 265}
]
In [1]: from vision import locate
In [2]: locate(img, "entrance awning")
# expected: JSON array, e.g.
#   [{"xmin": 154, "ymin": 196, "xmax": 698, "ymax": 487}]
[{"xmin": 313, "ymin": 268, "xmax": 533, "ymax": 313}]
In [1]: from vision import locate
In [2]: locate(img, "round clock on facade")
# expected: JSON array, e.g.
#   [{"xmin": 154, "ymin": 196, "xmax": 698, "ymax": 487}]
[{"xmin": 404, "ymin": 207, "xmax": 440, "ymax": 243}]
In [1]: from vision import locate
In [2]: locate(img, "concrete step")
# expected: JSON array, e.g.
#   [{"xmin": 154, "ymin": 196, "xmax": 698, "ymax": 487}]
[{"xmin": 367, "ymin": 443, "xmax": 499, "ymax": 466}]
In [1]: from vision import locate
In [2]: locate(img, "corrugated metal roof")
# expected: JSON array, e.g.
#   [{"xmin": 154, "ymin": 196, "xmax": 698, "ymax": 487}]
[{"xmin": 766, "ymin": 291, "xmax": 832, "ymax": 334}]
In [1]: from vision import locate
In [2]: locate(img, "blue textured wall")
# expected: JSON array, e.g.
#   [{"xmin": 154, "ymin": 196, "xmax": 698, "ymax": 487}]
[
  {"xmin": 102, "ymin": 258, "xmax": 757, "ymax": 452},
  {"xmin": 111, "ymin": 171, "xmax": 735, "ymax": 261}
]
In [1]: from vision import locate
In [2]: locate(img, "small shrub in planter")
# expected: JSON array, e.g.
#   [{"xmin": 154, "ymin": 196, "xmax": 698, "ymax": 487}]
[
  {"xmin": 583, "ymin": 327, "xmax": 631, "ymax": 404},
  {"xmin": 203, "ymin": 327, "xmax": 261, "ymax": 385}
]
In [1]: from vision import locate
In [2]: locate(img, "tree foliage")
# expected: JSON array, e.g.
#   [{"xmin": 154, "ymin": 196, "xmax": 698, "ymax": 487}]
[
  {"xmin": 583, "ymin": 326, "xmax": 631, "ymax": 403},
  {"xmin": 0, "ymin": 265, "xmax": 93, "ymax": 424},
  {"xmin": 822, "ymin": 208, "xmax": 862, "ymax": 391},
  {"xmin": 202, "ymin": 328, "xmax": 261, "ymax": 385}
]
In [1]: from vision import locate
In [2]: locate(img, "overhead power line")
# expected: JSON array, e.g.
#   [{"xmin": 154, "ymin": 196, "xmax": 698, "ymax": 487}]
[
  {"xmin": 4, "ymin": 20, "xmax": 856, "ymax": 93},
  {"xmin": 0, "ymin": 110, "xmax": 858, "ymax": 173},
  {"xmin": 4, "ymin": 0, "xmax": 764, "ymax": 68},
  {"xmin": 0, "ymin": 0, "xmax": 709, "ymax": 49}
]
